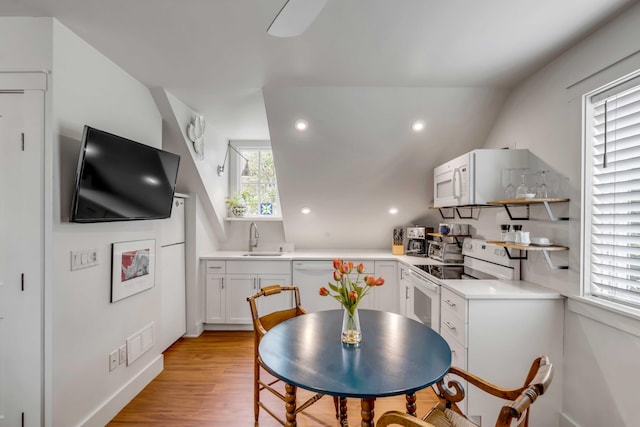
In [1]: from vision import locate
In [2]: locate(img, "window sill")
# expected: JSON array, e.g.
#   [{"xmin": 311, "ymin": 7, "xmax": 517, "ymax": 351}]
[
  {"xmin": 567, "ymin": 295, "xmax": 640, "ymax": 338},
  {"xmin": 224, "ymin": 216, "xmax": 282, "ymax": 222}
]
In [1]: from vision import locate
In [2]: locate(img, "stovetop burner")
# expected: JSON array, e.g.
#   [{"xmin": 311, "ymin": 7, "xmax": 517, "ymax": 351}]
[{"xmin": 414, "ymin": 264, "xmax": 464, "ymax": 280}]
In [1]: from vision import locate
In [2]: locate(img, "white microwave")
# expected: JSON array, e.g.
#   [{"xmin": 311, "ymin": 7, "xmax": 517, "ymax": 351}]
[{"xmin": 433, "ymin": 149, "xmax": 534, "ymax": 207}]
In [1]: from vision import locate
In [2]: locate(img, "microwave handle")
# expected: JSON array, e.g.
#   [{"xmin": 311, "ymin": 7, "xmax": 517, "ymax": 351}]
[{"xmin": 453, "ymin": 167, "xmax": 462, "ymax": 199}]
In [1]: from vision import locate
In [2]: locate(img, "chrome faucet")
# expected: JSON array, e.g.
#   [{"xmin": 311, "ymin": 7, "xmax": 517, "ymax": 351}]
[{"xmin": 249, "ymin": 222, "xmax": 259, "ymax": 252}]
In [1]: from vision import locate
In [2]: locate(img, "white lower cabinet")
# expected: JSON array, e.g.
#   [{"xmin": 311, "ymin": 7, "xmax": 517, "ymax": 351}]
[
  {"xmin": 439, "ymin": 286, "xmax": 563, "ymax": 427},
  {"xmin": 205, "ymin": 260, "xmax": 291, "ymax": 325},
  {"xmin": 374, "ymin": 260, "xmax": 398, "ymax": 313}
]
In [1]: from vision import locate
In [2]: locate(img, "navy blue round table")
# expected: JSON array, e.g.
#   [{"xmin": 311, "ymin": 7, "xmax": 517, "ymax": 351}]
[{"xmin": 258, "ymin": 309, "xmax": 451, "ymax": 427}]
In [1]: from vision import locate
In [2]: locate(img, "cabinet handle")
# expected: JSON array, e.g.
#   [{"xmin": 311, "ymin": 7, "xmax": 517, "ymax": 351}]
[
  {"xmin": 451, "ymin": 349, "xmax": 456, "ymax": 355},
  {"xmin": 443, "ymin": 299, "xmax": 456, "ymax": 308},
  {"xmin": 444, "ymin": 321, "xmax": 456, "ymax": 331},
  {"xmin": 258, "ymin": 277, "xmax": 262, "ymax": 289},
  {"xmin": 221, "ymin": 278, "xmax": 224, "ymax": 290},
  {"xmin": 405, "ymin": 287, "xmax": 409, "ymax": 299},
  {"xmin": 253, "ymin": 278, "xmax": 257, "ymax": 290},
  {"xmin": 208, "ymin": 266, "xmax": 222, "ymax": 269}
]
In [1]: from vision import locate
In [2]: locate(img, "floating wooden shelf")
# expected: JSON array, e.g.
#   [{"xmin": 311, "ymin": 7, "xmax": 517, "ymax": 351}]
[
  {"xmin": 487, "ymin": 241, "xmax": 569, "ymax": 270},
  {"xmin": 486, "ymin": 198, "xmax": 570, "ymax": 221},
  {"xmin": 487, "ymin": 197, "xmax": 569, "ymax": 205},
  {"xmin": 487, "ymin": 242, "xmax": 569, "ymax": 251}
]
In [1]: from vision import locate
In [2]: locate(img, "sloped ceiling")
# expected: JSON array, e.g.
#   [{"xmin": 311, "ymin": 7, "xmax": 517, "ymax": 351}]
[
  {"xmin": 1, "ymin": 0, "xmax": 636, "ymax": 248},
  {"xmin": 264, "ymin": 86, "xmax": 508, "ymax": 248}
]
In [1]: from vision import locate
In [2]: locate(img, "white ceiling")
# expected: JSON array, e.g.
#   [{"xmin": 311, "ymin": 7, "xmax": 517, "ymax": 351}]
[
  {"xmin": 0, "ymin": 0, "xmax": 634, "ymax": 140},
  {"xmin": 1, "ymin": 0, "xmax": 636, "ymax": 247}
]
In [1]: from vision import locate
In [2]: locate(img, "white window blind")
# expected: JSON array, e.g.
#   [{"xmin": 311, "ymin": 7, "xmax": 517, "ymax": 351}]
[{"xmin": 587, "ymin": 76, "xmax": 640, "ymax": 308}]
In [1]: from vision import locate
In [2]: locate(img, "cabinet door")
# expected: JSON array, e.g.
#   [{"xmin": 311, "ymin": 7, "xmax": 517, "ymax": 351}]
[
  {"xmin": 226, "ymin": 275, "xmax": 258, "ymax": 324},
  {"xmin": 257, "ymin": 274, "xmax": 293, "ymax": 315},
  {"xmin": 205, "ymin": 275, "xmax": 225, "ymax": 323},
  {"xmin": 374, "ymin": 261, "xmax": 398, "ymax": 313}
]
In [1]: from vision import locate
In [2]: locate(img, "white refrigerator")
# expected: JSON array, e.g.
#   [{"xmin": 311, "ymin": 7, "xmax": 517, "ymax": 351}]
[{"xmin": 160, "ymin": 196, "xmax": 186, "ymax": 351}]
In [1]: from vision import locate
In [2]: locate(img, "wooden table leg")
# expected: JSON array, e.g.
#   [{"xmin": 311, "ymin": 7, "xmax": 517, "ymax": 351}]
[
  {"xmin": 284, "ymin": 383, "xmax": 297, "ymax": 427},
  {"xmin": 361, "ymin": 398, "xmax": 375, "ymax": 427},
  {"xmin": 405, "ymin": 392, "xmax": 417, "ymax": 416},
  {"xmin": 339, "ymin": 396, "xmax": 348, "ymax": 426}
]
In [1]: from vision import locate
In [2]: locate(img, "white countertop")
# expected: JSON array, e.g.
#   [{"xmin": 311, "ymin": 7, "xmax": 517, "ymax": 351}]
[
  {"xmin": 440, "ymin": 279, "xmax": 563, "ymax": 300},
  {"xmin": 200, "ymin": 250, "xmax": 562, "ymax": 300},
  {"xmin": 200, "ymin": 250, "xmax": 444, "ymax": 265}
]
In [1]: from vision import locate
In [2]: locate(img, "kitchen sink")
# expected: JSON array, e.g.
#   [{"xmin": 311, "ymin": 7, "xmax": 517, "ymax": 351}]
[{"xmin": 243, "ymin": 252, "xmax": 283, "ymax": 257}]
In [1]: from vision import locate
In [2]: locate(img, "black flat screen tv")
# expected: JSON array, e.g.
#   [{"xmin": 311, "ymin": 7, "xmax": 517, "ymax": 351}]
[{"xmin": 70, "ymin": 125, "xmax": 180, "ymax": 222}]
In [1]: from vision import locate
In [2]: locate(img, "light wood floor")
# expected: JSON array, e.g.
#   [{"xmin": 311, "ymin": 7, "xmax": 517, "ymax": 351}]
[{"xmin": 108, "ymin": 331, "xmax": 439, "ymax": 426}]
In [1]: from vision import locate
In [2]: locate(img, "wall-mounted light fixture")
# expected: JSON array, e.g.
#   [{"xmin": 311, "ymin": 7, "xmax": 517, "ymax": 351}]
[{"xmin": 217, "ymin": 142, "xmax": 251, "ymax": 176}]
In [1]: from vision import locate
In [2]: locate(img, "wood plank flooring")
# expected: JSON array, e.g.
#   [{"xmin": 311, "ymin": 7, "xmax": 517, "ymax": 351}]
[{"xmin": 108, "ymin": 331, "xmax": 439, "ymax": 426}]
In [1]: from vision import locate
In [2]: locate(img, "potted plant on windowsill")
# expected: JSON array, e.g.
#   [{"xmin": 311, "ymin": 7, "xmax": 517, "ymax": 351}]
[{"xmin": 226, "ymin": 191, "xmax": 250, "ymax": 217}]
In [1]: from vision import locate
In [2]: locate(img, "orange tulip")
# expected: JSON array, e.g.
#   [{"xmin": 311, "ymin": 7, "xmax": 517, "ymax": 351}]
[
  {"xmin": 364, "ymin": 275, "xmax": 374, "ymax": 286},
  {"xmin": 357, "ymin": 263, "xmax": 365, "ymax": 274},
  {"xmin": 374, "ymin": 277, "xmax": 385, "ymax": 286},
  {"xmin": 348, "ymin": 290, "xmax": 358, "ymax": 302},
  {"xmin": 334, "ymin": 270, "xmax": 343, "ymax": 281},
  {"xmin": 347, "ymin": 261, "xmax": 354, "ymax": 273},
  {"xmin": 341, "ymin": 263, "xmax": 350, "ymax": 274},
  {"xmin": 333, "ymin": 259, "xmax": 342, "ymax": 269},
  {"xmin": 319, "ymin": 287, "xmax": 330, "ymax": 296}
]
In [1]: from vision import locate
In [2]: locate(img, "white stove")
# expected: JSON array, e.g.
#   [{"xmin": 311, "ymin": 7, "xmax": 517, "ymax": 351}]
[{"xmin": 461, "ymin": 238, "xmax": 520, "ymax": 281}]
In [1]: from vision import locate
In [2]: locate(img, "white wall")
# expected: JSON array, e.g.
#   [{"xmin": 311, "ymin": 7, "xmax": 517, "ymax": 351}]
[
  {"xmin": 478, "ymin": 4, "xmax": 640, "ymax": 426},
  {"xmin": 50, "ymin": 20, "xmax": 165, "ymax": 426}
]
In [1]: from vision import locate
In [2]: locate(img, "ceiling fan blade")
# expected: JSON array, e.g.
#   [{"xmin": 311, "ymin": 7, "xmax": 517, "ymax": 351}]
[{"xmin": 267, "ymin": 0, "xmax": 328, "ymax": 37}]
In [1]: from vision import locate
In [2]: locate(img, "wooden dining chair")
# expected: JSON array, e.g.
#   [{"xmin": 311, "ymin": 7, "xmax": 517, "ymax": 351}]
[
  {"xmin": 247, "ymin": 285, "xmax": 343, "ymax": 426},
  {"xmin": 376, "ymin": 355, "xmax": 553, "ymax": 427}
]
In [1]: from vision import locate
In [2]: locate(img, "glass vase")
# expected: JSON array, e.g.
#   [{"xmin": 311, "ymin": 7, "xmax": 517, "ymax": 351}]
[{"xmin": 341, "ymin": 307, "xmax": 362, "ymax": 346}]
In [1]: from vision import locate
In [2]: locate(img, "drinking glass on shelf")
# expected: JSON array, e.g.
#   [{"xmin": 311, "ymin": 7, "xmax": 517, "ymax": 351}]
[
  {"xmin": 504, "ymin": 168, "xmax": 517, "ymax": 200},
  {"xmin": 537, "ymin": 170, "xmax": 550, "ymax": 198},
  {"xmin": 516, "ymin": 173, "xmax": 529, "ymax": 198}
]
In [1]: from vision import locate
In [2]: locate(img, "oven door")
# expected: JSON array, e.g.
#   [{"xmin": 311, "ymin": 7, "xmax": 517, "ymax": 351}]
[{"xmin": 406, "ymin": 269, "xmax": 441, "ymax": 333}]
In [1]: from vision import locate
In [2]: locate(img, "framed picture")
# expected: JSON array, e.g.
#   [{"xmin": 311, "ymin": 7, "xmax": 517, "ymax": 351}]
[{"xmin": 111, "ymin": 239, "xmax": 156, "ymax": 303}]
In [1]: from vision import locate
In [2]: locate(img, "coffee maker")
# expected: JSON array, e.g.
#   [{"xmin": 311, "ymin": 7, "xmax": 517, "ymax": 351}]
[{"xmin": 405, "ymin": 226, "xmax": 433, "ymax": 257}]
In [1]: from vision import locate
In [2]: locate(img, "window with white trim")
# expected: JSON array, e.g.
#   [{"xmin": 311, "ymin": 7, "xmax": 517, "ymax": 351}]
[
  {"xmin": 229, "ymin": 141, "xmax": 281, "ymax": 218},
  {"xmin": 584, "ymin": 72, "xmax": 640, "ymax": 308}
]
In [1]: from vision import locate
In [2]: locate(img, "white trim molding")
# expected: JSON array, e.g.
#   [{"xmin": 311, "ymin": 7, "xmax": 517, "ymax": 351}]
[{"xmin": 567, "ymin": 296, "xmax": 640, "ymax": 338}]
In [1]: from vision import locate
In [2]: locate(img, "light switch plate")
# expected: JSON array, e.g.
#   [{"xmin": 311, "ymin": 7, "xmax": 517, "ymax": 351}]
[
  {"xmin": 71, "ymin": 249, "xmax": 99, "ymax": 271},
  {"xmin": 109, "ymin": 350, "xmax": 118, "ymax": 372}
]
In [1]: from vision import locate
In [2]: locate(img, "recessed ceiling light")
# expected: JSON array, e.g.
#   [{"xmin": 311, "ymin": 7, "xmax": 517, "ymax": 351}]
[
  {"xmin": 411, "ymin": 120, "xmax": 426, "ymax": 132},
  {"xmin": 294, "ymin": 119, "xmax": 308, "ymax": 131},
  {"xmin": 301, "ymin": 207, "xmax": 311, "ymax": 214},
  {"xmin": 389, "ymin": 207, "xmax": 398, "ymax": 215}
]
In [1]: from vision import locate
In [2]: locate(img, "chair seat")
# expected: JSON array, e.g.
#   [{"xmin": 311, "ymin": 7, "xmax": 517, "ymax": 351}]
[{"xmin": 423, "ymin": 404, "xmax": 479, "ymax": 427}]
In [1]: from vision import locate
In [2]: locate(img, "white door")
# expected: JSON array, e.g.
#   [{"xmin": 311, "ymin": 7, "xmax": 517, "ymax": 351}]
[
  {"xmin": 159, "ymin": 243, "xmax": 186, "ymax": 351},
  {"xmin": 0, "ymin": 91, "xmax": 43, "ymax": 427}
]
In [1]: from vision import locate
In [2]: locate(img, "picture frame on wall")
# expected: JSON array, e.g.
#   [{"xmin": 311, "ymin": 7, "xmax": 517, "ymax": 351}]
[{"xmin": 111, "ymin": 239, "xmax": 156, "ymax": 303}]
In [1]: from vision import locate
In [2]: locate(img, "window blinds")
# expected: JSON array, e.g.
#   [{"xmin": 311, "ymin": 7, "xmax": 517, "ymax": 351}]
[{"xmin": 589, "ymin": 81, "xmax": 640, "ymax": 307}]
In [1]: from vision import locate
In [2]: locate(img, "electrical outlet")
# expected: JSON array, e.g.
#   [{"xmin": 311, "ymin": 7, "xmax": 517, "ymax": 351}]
[
  {"xmin": 109, "ymin": 350, "xmax": 118, "ymax": 372},
  {"xmin": 119, "ymin": 345, "xmax": 127, "ymax": 365}
]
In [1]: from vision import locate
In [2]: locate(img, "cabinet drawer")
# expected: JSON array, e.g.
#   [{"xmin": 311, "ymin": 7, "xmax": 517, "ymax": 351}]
[
  {"xmin": 206, "ymin": 260, "xmax": 226, "ymax": 274},
  {"xmin": 441, "ymin": 287, "xmax": 467, "ymax": 320},
  {"xmin": 440, "ymin": 307, "xmax": 467, "ymax": 348},
  {"xmin": 227, "ymin": 260, "xmax": 290, "ymax": 275},
  {"xmin": 440, "ymin": 326, "xmax": 467, "ymax": 370}
]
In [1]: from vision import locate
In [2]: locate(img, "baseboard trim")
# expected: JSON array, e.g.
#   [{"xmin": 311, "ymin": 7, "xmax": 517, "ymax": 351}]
[
  {"xmin": 560, "ymin": 412, "xmax": 580, "ymax": 427},
  {"xmin": 79, "ymin": 354, "xmax": 164, "ymax": 427}
]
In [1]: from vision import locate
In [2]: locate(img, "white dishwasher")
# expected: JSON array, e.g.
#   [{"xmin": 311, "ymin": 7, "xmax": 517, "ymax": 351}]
[{"xmin": 293, "ymin": 260, "xmax": 373, "ymax": 313}]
